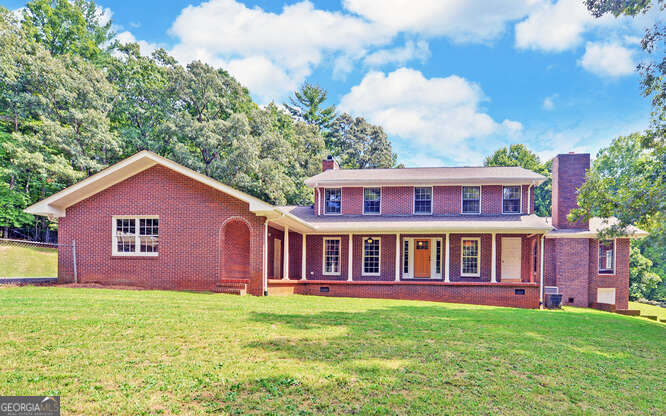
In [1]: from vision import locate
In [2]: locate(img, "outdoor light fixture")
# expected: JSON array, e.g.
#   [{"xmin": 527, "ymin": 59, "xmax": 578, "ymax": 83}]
[{"xmin": 366, "ymin": 238, "xmax": 373, "ymax": 244}]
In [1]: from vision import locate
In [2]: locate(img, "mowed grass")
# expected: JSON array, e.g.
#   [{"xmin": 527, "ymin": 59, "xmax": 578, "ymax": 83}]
[
  {"xmin": 629, "ymin": 301, "xmax": 666, "ymax": 321},
  {"xmin": 0, "ymin": 244, "xmax": 57, "ymax": 277},
  {"xmin": 0, "ymin": 287, "xmax": 664, "ymax": 415}
]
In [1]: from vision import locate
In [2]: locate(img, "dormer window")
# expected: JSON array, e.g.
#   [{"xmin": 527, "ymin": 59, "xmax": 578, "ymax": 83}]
[
  {"xmin": 414, "ymin": 187, "xmax": 432, "ymax": 214},
  {"xmin": 363, "ymin": 188, "xmax": 381, "ymax": 214},
  {"xmin": 462, "ymin": 186, "xmax": 481, "ymax": 214},
  {"xmin": 503, "ymin": 186, "xmax": 521, "ymax": 214},
  {"xmin": 324, "ymin": 188, "xmax": 341, "ymax": 214}
]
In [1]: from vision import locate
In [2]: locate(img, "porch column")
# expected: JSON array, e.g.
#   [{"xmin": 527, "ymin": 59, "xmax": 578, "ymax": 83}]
[
  {"xmin": 301, "ymin": 234, "xmax": 306, "ymax": 280},
  {"xmin": 444, "ymin": 233, "xmax": 450, "ymax": 282},
  {"xmin": 283, "ymin": 226, "xmax": 289, "ymax": 279},
  {"xmin": 540, "ymin": 235, "xmax": 545, "ymax": 309},
  {"xmin": 395, "ymin": 233, "xmax": 400, "ymax": 281},
  {"xmin": 491, "ymin": 232, "xmax": 497, "ymax": 283},
  {"xmin": 348, "ymin": 234, "xmax": 353, "ymax": 281}
]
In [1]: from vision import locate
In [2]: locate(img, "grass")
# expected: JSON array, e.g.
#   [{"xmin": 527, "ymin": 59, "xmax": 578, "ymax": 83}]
[
  {"xmin": 629, "ymin": 301, "xmax": 666, "ymax": 321},
  {"xmin": 0, "ymin": 287, "xmax": 664, "ymax": 415},
  {"xmin": 0, "ymin": 243, "xmax": 57, "ymax": 277}
]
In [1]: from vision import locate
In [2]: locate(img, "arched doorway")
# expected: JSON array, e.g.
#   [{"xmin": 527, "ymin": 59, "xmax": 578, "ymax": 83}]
[{"xmin": 222, "ymin": 219, "xmax": 251, "ymax": 279}]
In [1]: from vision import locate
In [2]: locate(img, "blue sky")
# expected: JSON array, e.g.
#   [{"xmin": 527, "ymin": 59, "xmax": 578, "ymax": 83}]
[{"xmin": 8, "ymin": 0, "xmax": 656, "ymax": 166}]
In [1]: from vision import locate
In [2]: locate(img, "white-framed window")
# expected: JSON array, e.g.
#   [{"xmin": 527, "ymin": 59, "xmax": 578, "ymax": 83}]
[
  {"xmin": 503, "ymin": 186, "xmax": 522, "ymax": 214},
  {"xmin": 323, "ymin": 237, "xmax": 341, "ymax": 275},
  {"xmin": 598, "ymin": 240, "xmax": 615, "ymax": 275},
  {"xmin": 324, "ymin": 188, "xmax": 342, "ymax": 214},
  {"xmin": 461, "ymin": 238, "xmax": 480, "ymax": 277},
  {"xmin": 462, "ymin": 186, "xmax": 481, "ymax": 214},
  {"xmin": 363, "ymin": 188, "xmax": 381, "ymax": 215},
  {"xmin": 112, "ymin": 216, "xmax": 159, "ymax": 256},
  {"xmin": 362, "ymin": 237, "xmax": 381, "ymax": 275},
  {"xmin": 403, "ymin": 239, "xmax": 409, "ymax": 275},
  {"xmin": 436, "ymin": 239, "xmax": 442, "ymax": 274},
  {"xmin": 414, "ymin": 187, "xmax": 432, "ymax": 214}
]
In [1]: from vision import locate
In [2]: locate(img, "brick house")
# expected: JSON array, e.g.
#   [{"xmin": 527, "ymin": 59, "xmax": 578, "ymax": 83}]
[{"xmin": 25, "ymin": 151, "xmax": 646, "ymax": 309}]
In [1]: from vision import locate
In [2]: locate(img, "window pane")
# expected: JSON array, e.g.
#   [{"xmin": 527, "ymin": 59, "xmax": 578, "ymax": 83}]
[
  {"xmin": 414, "ymin": 187, "xmax": 431, "ymax": 213},
  {"xmin": 462, "ymin": 186, "xmax": 481, "ymax": 213},
  {"xmin": 364, "ymin": 188, "xmax": 381, "ymax": 214},
  {"xmin": 325, "ymin": 189, "xmax": 341, "ymax": 214},
  {"xmin": 461, "ymin": 239, "xmax": 479, "ymax": 275},
  {"xmin": 436, "ymin": 240, "xmax": 441, "ymax": 274},
  {"xmin": 503, "ymin": 186, "xmax": 521, "ymax": 213},
  {"xmin": 403, "ymin": 240, "xmax": 409, "ymax": 274},
  {"xmin": 363, "ymin": 238, "xmax": 380, "ymax": 274},
  {"xmin": 598, "ymin": 241, "xmax": 614, "ymax": 274},
  {"xmin": 324, "ymin": 239, "xmax": 340, "ymax": 273}
]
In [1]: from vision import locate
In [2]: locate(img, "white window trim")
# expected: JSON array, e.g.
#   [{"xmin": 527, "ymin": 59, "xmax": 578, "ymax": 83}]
[
  {"xmin": 461, "ymin": 185, "xmax": 482, "ymax": 215},
  {"xmin": 413, "ymin": 186, "xmax": 433, "ymax": 215},
  {"xmin": 361, "ymin": 236, "xmax": 381, "ymax": 276},
  {"xmin": 598, "ymin": 238, "xmax": 616, "ymax": 276},
  {"xmin": 502, "ymin": 185, "xmax": 523, "ymax": 215},
  {"xmin": 323, "ymin": 187, "xmax": 342, "ymax": 216},
  {"xmin": 460, "ymin": 237, "xmax": 481, "ymax": 277},
  {"xmin": 362, "ymin": 187, "xmax": 382, "ymax": 215},
  {"xmin": 322, "ymin": 237, "xmax": 342, "ymax": 275},
  {"xmin": 111, "ymin": 215, "xmax": 159, "ymax": 257}
]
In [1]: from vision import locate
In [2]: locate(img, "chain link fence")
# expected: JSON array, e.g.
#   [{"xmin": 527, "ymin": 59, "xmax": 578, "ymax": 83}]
[{"xmin": 0, "ymin": 238, "xmax": 75, "ymax": 283}]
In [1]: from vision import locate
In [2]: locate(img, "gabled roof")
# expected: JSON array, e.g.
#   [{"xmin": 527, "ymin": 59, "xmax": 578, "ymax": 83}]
[
  {"xmin": 24, "ymin": 151, "xmax": 312, "ymax": 231},
  {"xmin": 304, "ymin": 166, "xmax": 546, "ymax": 188},
  {"xmin": 545, "ymin": 217, "xmax": 648, "ymax": 238}
]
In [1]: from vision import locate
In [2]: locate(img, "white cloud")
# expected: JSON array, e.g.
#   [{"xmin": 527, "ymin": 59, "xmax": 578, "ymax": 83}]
[
  {"xmin": 579, "ymin": 41, "xmax": 635, "ymax": 77},
  {"xmin": 364, "ymin": 40, "xmax": 430, "ymax": 66},
  {"xmin": 339, "ymin": 68, "xmax": 522, "ymax": 163},
  {"xmin": 515, "ymin": 0, "xmax": 597, "ymax": 52},
  {"xmin": 542, "ymin": 94, "xmax": 557, "ymax": 110},
  {"xmin": 114, "ymin": 31, "xmax": 160, "ymax": 56},
  {"xmin": 225, "ymin": 56, "xmax": 298, "ymax": 104},
  {"xmin": 168, "ymin": 0, "xmax": 393, "ymax": 102},
  {"xmin": 343, "ymin": 0, "xmax": 540, "ymax": 43}
]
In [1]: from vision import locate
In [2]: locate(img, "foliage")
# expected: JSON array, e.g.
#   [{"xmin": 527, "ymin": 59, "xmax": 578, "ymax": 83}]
[
  {"xmin": 484, "ymin": 144, "xmax": 552, "ymax": 216},
  {"xmin": 584, "ymin": 0, "xmax": 665, "ymax": 142},
  {"xmin": 329, "ymin": 113, "xmax": 398, "ymax": 169},
  {"xmin": 0, "ymin": 287, "xmax": 664, "ymax": 414},
  {"xmin": 284, "ymin": 82, "xmax": 337, "ymax": 137},
  {"xmin": 629, "ymin": 243, "xmax": 663, "ymax": 301}
]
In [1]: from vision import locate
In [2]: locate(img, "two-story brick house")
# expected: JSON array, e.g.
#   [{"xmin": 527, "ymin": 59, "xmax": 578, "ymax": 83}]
[{"xmin": 25, "ymin": 151, "xmax": 646, "ymax": 309}]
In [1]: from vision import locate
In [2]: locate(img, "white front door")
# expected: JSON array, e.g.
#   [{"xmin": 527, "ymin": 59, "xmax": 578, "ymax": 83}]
[
  {"xmin": 501, "ymin": 237, "xmax": 522, "ymax": 281},
  {"xmin": 597, "ymin": 288, "xmax": 616, "ymax": 304},
  {"xmin": 273, "ymin": 239, "xmax": 282, "ymax": 278}
]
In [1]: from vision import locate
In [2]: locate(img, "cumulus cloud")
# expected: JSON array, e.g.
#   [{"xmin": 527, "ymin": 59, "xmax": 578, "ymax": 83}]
[
  {"xmin": 339, "ymin": 68, "xmax": 523, "ymax": 163},
  {"xmin": 364, "ymin": 40, "xmax": 430, "ymax": 67},
  {"xmin": 579, "ymin": 41, "xmax": 635, "ymax": 77},
  {"xmin": 114, "ymin": 31, "xmax": 160, "ymax": 56},
  {"xmin": 542, "ymin": 94, "xmax": 557, "ymax": 110}
]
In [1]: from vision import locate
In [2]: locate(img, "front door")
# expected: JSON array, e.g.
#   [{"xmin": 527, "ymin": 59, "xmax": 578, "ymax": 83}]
[
  {"xmin": 501, "ymin": 237, "xmax": 522, "ymax": 281},
  {"xmin": 273, "ymin": 239, "xmax": 282, "ymax": 278},
  {"xmin": 414, "ymin": 239, "xmax": 431, "ymax": 278}
]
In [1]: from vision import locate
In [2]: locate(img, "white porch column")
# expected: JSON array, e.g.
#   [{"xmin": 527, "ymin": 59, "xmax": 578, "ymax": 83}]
[
  {"xmin": 348, "ymin": 234, "xmax": 353, "ymax": 281},
  {"xmin": 444, "ymin": 233, "xmax": 450, "ymax": 282},
  {"xmin": 395, "ymin": 233, "xmax": 401, "ymax": 281},
  {"xmin": 283, "ymin": 226, "xmax": 289, "ymax": 279},
  {"xmin": 301, "ymin": 234, "xmax": 306, "ymax": 280},
  {"xmin": 491, "ymin": 232, "xmax": 497, "ymax": 283},
  {"xmin": 263, "ymin": 221, "xmax": 268, "ymax": 295},
  {"xmin": 540, "ymin": 235, "xmax": 545, "ymax": 309}
]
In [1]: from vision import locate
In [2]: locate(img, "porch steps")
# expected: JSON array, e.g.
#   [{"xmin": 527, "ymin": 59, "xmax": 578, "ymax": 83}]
[
  {"xmin": 214, "ymin": 279, "xmax": 250, "ymax": 296},
  {"xmin": 643, "ymin": 315, "xmax": 658, "ymax": 321},
  {"xmin": 615, "ymin": 309, "xmax": 641, "ymax": 316}
]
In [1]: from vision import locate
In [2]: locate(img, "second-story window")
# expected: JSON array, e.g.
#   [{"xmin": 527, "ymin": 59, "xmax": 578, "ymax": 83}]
[
  {"xmin": 503, "ymin": 186, "xmax": 521, "ymax": 214},
  {"xmin": 363, "ymin": 188, "xmax": 381, "ymax": 214},
  {"xmin": 324, "ymin": 188, "xmax": 341, "ymax": 214},
  {"xmin": 414, "ymin": 187, "xmax": 432, "ymax": 214},
  {"xmin": 462, "ymin": 186, "xmax": 481, "ymax": 214}
]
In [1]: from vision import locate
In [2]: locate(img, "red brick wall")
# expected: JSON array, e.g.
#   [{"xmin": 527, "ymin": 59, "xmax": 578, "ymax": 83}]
[
  {"xmin": 352, "ymin": 234, "xmax": 396, "ymax": 281},
  {"xmin": 57, "ymin": 165, "xmax": 266, "ymax": 295},
  {"xmin": 588, "ymin": 238, "xmax": 630, "ymax": 310},
  {"xmin": 543, "ymin": 238, "xmax": 556, "ymax": 286},
  {"xmin": 291, "ymin": 281, "xmax": 539, "ymax": 308},
  {"xmin": 381, "ymin": 187, "xmax": 413, "ymax": 215},
  {"xmin": 552, "ymin": 153, "xmax": 590, "ymax": 229},
  {"xmin": 304, "ymin": 234, "xmax": 349, "ymax": 280},
  {"xmin": 267, "ymin": 226, "xmax": 283, "ymax": 279},
  {"xmin": 433, "ymin": 186, "xmax": 460, "ymax": 214},
  {"xmin": 448, "ymin": 234, "xmax": 492, "ymax": 282},
  {"xmin": 342, "ymin": 187, "xmax": 363, "ymax": 215},
  {"xmin": 552, "ymin": 238, "xmax": 590, "ymax": 307},
  {"xmin": 289, "ymin": 232, "xmax": 303, "ymax": 279}
]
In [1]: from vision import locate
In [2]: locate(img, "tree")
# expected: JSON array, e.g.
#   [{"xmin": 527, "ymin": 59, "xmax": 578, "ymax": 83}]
[
  {"xmin": 284, "ymin": 82, "xmax": 336, "ymax": 138},
  {"xmin": 329, "ymin": 113, "xmax": 397, "ymax": 169},
  {"xmin": 584, "ymin": 0, "xmax": 665, "ymax": 141},
  {"xmin": 629, "ymin": 244, "xmax": 663, "ymax": 301},
  {"xmin": 21, "ymin": 0, "xmax": 113, "ymax": 61},
  {"xmin": 484, "ymin": 144, "xmax": 552, "ymax": 216}
]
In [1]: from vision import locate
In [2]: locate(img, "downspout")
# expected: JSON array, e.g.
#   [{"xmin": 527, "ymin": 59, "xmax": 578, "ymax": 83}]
[
  {"xmin": 263, "ymin": 221, "xmax": 268, "ymax": 296},
  {"xmin": 539, "ymin": 234, "xmax": 545, "ymax": 309}
]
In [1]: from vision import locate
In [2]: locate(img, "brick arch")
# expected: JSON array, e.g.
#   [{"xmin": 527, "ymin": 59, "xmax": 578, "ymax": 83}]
[{"xmin": 220, "ymin": 217, "xmax": 252, "ymax": 280}]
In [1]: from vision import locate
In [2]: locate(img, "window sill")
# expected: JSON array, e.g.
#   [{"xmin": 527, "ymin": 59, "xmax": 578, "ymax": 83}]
[
  {"xmin": 460, "ymin": 275, "xmax": 481, "ymax": 278},
  {"xmin": 111, "ymin": 255, "xmax": 159, "ymax": 260}
]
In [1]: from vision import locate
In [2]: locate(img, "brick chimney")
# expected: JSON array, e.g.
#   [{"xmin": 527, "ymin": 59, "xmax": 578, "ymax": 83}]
[
  {"xmin": 322, "ymin": 155, "xmax": 339, "ymax": 172},
  {"xmin": 552, "ymin": 152, "xmax": 590, "ymax": 229}
]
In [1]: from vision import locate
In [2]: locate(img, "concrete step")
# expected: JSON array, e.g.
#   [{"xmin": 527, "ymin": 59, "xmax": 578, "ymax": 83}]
[
  {"xmin": 214, "ymin": 287, "xmax": 246, "ymax": 296},
  {"xmin": 643, "ymin": 315, "xmax": 658, "ymax": 321},
  {"xmin": 615, "ymin": 309, "xmax": 641, "ymax": 316},
  {"xmin": 216, "ymin": 282, "xmax": 248, "ymax": 289}
]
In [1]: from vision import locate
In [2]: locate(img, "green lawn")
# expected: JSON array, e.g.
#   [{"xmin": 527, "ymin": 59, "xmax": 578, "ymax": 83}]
[
  {"xmin": 0, "ymin": 287, "xmax": 664, "ymax": 415},
  {"xmin": 0, "ymin": 243, "xmax": 57, "ymax": 277},
  {"xmin": 629, "ymin": 301, "xmax": 666, "ymax": 321}
]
